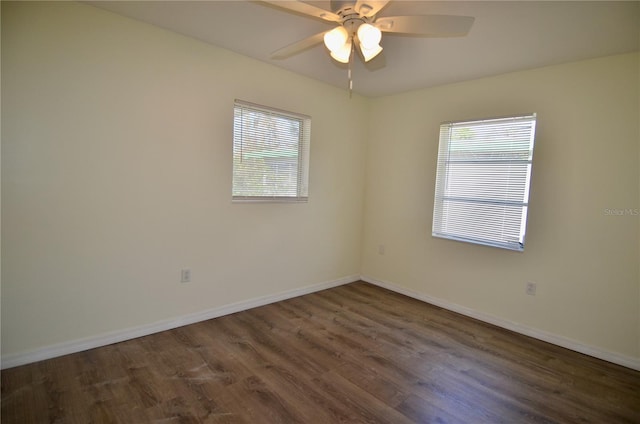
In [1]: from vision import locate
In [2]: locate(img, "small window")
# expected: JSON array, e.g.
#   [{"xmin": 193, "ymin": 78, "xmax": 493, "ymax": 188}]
[
  {"xmin": 232, "ymin": 100, "xmax": 310, "ymax": 201},
  {"xmin": 432, "ymin": 114, "xmax": 537, "ymax": 251}
]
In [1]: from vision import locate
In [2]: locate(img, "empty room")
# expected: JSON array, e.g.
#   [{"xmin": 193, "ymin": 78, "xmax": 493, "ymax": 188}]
[{"xmin": 2, "ymin": 1, "xmax": 639, "ymax": 422}]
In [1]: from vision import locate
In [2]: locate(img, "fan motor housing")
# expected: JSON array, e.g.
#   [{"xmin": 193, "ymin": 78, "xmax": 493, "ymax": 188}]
[{"xmin": 331, "ymin": 1, "xmax": 369, "ymax": 34}]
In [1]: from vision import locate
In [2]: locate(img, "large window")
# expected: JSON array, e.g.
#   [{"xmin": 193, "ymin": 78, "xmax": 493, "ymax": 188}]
[
  {"xmin": 432, "ymin": 114, "xmax": 537, "ymax": 251},
  {"xmin": 232, "ymin": 100, "xmax": 310, "ymax": 201}
]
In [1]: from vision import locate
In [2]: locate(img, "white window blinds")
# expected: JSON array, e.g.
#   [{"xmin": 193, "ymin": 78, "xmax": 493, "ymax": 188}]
[
  {"xmin": 432, "ymin": 114, "xmax": 537, "ymax": 251},
  {"xmin": 232, "ymin": 100, "xmax": 310, "ymax": 201}
]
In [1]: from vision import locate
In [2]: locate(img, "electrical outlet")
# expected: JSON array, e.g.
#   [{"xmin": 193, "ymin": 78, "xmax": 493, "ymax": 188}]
[
  {"xmin": 181, "ymin": 269, "xmax": 191, "ymax": 283},
  {"xmin": 378, "ymin": 245, "xmax": 385, "ymax": 255},
  {"xmin": 526, "ymin": 281, "xmax": 537, "ymax": 296}
]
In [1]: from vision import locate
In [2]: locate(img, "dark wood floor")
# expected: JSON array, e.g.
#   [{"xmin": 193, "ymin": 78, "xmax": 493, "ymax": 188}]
[{"xmin": 2, "ymin": 282, "xmax": 640, "ymax": 423}]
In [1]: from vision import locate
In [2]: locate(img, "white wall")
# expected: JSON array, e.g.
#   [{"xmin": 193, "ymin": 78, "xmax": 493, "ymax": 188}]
[
  {"xmin": 1, "ymin": 2, "xmax": 367, "ymax": 358},
  {"xmin": 362, "ymin": 53, "xmax": 640, "ymax": 361}
]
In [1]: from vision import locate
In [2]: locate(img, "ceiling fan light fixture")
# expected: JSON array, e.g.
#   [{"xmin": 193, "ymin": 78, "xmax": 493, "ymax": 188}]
[
  {"xmin": 330, "ymin": 39, "xmax": 352, "ymax": 63},
  {"xmin": 359, "ymin": 42, "xmax": 382, "ymax": 62},
  {"xmin": 323, "ymin": 26, "xmax": 349, "ymax": 53},
  {"xmin": 356, "ymin": 23, "xmax": 382, "ymax": 50}
]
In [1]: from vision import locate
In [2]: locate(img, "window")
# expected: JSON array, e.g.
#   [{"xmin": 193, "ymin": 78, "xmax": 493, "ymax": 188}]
[
  {"xmin": 432, "ymin": 114, "xmax": 537, "ymax": 251},
  {"xmin": 232, "ymin": 100, "xmax": 310, "ymax": 201}
]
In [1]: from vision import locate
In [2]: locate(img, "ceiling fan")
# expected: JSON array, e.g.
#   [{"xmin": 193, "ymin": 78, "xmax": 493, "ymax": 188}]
[{"xmin": 263, "ymin": 0, "xmax": 475, "ymax": 65}]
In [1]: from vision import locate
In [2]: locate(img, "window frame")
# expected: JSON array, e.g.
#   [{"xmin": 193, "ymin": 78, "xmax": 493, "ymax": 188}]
[
  {"xmin": 232, "ymin": 100, "xmax": 311, "ymax": 203},
  {"xmin": 432, "ymin": 113, "xmax": 537, "ymax": 251}
]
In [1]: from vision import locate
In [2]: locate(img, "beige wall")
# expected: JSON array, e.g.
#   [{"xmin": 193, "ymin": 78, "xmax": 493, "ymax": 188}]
[
  {"xmin": 362, "ymin": 53, "xmax": 640, "ymax": 359},
  {"xmin": 2, "ymin": 1, "xmax": 639, "ymax": 365},
  {"xmin": 1, "ymin": 2, "xmax": 367, "ymax": 356}
]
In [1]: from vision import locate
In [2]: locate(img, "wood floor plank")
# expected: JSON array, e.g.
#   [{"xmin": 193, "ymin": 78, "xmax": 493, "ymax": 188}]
[{"xmin": 2, "ymin": 281, "xmax": 639, "ymax": 423}]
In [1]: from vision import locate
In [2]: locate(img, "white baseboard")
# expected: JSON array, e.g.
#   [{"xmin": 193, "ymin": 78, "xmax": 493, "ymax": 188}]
[
  {"xmin": 1, "ymin": 275, "xmax": 359, "ymax": 370},
  {"xmin": 6, "ymin": 274, "xmax": 638, "ymax": 372},
  {"xmin": 361, "ymin": 275, "xmax": 640, "ymax": 372}
]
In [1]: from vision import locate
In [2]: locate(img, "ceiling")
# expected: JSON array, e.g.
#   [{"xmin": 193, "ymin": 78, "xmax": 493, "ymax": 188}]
[{"xmin": 88, "ymin": 1, "xmax": 639, "ymax": 97}]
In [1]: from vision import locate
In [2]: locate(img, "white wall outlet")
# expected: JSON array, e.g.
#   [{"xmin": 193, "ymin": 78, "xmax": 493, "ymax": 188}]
[
  {"xmin": 526, "ymin": 281, "xmax": 537, "ymax": 296},
  {"xmin": 181, "ymin": 269, "xmax": 191, "ymax": 283},
  {"xmin": 378, "ymin": 245, "xmax": 385, "ymax": 255}
]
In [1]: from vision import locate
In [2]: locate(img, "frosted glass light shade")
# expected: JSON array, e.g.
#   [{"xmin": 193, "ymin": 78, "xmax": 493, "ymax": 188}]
[
  {"xmin": 330, "ymin": 40, "xmax": 352, "ymax": 63},
  {"xmin": 357, "ymin": 23, "xmax": 381, "ymax": 49},
  {"xmin": 359, "ymin": 43, "xmax": 382, "ymax": 62},
  {"xmin": 324, "ymin": 26, "xmax": 349, "ymax": 52}
]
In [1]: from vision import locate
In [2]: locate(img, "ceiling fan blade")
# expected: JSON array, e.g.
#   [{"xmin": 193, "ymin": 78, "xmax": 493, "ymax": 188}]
[
  {"xmin": 355, "ymin": 0, "xmax": 390, "ymax": 18},
  {"xmin": 375, "ymin": 15, "xmax": 475, "ymax": 37},
  {"xmin": 261, "ymin": 1, "xmax": 341, "ymax": 23},
  {"xmin": 270, "ymin": 31, "xmax": 327, "ymax": 59}
]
